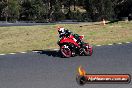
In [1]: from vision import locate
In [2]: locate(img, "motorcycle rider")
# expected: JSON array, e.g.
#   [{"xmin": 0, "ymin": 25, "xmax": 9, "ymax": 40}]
[{"xmin": 57, "ymin": 26, "xmax": 85, "ymax": 46}]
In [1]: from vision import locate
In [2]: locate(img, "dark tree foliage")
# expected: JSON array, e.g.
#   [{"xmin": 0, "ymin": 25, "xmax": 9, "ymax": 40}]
[
  {"xmin": 115, "ymin": 0, "xmax": 132, "ymax": 17},
  {"xmin": 84, "ymin": 0, "xmax": 115, "ymax": 21},
  {"xmin": 0, "ymin": 0, "xmax": 131, "ymax": 22}
]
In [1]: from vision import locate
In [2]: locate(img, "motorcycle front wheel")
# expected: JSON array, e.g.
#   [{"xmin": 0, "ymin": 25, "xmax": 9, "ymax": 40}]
[{"xmin": 60, "ymin": 45, "xmax": 72, "ymax": 58}]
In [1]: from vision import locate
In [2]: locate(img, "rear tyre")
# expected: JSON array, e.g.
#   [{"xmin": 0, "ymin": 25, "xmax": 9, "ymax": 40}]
[
  {"xmin": 60, "ymin": 45, "xmax": 72, "ymax": 58},
  {"xmin": 83, "ymin": 44, "xmax": 93, "ymax": 56}
]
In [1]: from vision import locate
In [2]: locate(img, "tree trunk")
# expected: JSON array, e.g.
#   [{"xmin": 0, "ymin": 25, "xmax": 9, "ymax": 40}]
[{"xmin": 74, "ymin": 0, "xmax": 76, "ymax": 11}]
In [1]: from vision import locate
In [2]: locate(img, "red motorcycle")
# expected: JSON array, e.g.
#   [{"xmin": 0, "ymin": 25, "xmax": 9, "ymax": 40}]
[{"xmin": 57, "ymin": 34, "xmax": 93, "ymax": 58}]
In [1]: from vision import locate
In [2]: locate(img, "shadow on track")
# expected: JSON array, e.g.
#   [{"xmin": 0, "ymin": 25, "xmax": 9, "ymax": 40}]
[{"xmin": 32, "ymin": 50, "xmax": 61, "ymax": 57}]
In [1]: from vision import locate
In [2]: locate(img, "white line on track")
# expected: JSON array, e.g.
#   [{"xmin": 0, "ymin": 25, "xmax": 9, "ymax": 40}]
[
  {"xmin": 96, "ymin": 45, "xmax": 102, "ymax": 46},
  {"xmin": 20, "ymin": 52, "xmax": 27, "ymax": 54},
  {"xmin": 0, "ymin": 54, "xmax": 6, "ymax": 55},
  {"xmin": 9, "ymin": 53, "xmax": 16, "ymax": 55},
  {"xmin": 118, "ymin": 43, "xmax": 122, "ymax": 44},
  {"xmin": 53, "ymin": 49, "xmax": 59, "ymax": 51},
  {"xmin": 126, "ymin": 42, "xmax": 130, "ymax": 43},
  {"xmin": 0, "ymin": 42, "xmax": 131, "ymax": 56},
  {"xmin": 32, "ymin": 51, "xmax": 40, "ymax": 53},
  {"xmin": 108, "ymin": 44, "xmax": 113, "ymax": 46}
]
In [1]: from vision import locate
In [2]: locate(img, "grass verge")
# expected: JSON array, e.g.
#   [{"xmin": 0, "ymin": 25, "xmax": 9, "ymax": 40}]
[{"xmin": 0, "ymin": 21, "xmax": 132, "ymax": 53}]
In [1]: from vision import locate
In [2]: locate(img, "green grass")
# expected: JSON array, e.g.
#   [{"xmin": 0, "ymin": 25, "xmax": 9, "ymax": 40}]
[{"xmin": 0, "ymin": 21, "xmax": 132, "ymax": 53}]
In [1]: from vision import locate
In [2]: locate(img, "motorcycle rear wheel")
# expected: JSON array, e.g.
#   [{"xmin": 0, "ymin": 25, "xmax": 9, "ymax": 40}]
[{"xmin": 83, "ymin": 44, "xmax": 93, "ymax": 56}]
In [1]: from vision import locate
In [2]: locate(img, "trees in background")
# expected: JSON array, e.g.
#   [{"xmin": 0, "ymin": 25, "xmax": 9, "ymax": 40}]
[
  {"xmin": 114, "ymin": 0, "xmax": 132, "ymax": 17},
  {"xmin": 84, "ymin": 0, "xmax": 114, "ymax": 21},
  {"xmin": 0, "ymin": 0, "xmax": 131, "ymax": 22},
  {"xmin": 0, "ymin": 0, "xmax": 8, "ymax": 21},
  {"xmin": 8, "ymin": 0, "xmax": 20, "ymax": 22},
  {"xmin": 0, "ymin": 0, "xmax": 20, "ymax": 22},
  {"xmin": 19, "ymin": 0, "xmax": 47, "ymax": 22}
]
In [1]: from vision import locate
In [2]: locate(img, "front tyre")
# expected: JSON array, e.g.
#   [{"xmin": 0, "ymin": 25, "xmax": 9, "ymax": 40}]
[{"xmin": 60, "ymin": 45, "xmax": 72, "ymax": 58}]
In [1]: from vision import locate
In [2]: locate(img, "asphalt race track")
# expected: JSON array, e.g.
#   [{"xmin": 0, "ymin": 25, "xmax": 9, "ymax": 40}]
[
  {"xmin": 0, "ymin": 22, "xmax": 56, "ymax": 26},
  {"xmin": 0, "ymin": 22, "xmax": 98, "ymax": 27},
  {"xmin": 0, "ymin": 43, "xmax": 132, "ymax": 88},
  {"xmin": 0, "ymin": 22, "xmax": 78, "ymax": 27}
]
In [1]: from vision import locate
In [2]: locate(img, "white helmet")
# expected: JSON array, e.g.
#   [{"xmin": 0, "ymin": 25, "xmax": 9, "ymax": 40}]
[{"xmin": 58, "ymin": 27, "xmax": 65, "ymax": 34}]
